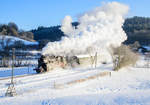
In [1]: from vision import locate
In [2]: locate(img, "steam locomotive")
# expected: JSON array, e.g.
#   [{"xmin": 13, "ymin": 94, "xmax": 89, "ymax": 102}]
[{"xmin": 34, "ymin": 55, "xmax": 80, "ymax": 73}]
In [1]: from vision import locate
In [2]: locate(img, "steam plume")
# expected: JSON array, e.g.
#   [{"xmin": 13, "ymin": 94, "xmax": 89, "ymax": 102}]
[{"xmin": 42, "ymin": 2, "xmax": 129, "ymax": 57}]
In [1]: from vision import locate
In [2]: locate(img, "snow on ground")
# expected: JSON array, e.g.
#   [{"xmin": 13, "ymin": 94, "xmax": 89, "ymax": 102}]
[
  {"xmin": 0, "ymin": 67, "xmax": 36, "ymax": 78},
  {"xmin": 0, "ymin": 58, "xmax": 150, "ymax": 105},
  {"xmin": 0, "ymin": 35, "xmax": 38, "ymax": 46}
]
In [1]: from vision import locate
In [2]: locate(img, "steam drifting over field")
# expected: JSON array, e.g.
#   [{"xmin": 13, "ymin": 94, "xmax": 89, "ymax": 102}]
[{"xmin": 42, "ymin": 2, "xmax": 129, "ymax": 56}]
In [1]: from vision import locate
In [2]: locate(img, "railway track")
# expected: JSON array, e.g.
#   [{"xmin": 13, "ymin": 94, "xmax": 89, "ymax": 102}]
[{"xmin": 0, "ymin": 68, "xmax": 111, "ymax": 97}]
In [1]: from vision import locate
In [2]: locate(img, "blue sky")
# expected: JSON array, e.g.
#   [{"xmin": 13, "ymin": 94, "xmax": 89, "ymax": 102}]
[{"xmin": 0, "ymin": 0, "xmax": 149, "ymax": 30}]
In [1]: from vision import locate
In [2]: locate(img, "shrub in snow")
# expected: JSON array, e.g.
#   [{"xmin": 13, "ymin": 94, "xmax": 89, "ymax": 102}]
[{"xmin": 109, "ymin": 44, "xmax": 139, "ymax": 71}]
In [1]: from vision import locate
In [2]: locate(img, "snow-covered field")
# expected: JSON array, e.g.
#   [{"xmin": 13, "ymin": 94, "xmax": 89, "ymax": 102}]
[
  {"xmin": 0, "ymin": 35, "xmax": 38, "ymax": 46},
  {"xmin": 0, "ymin": 67, "xmax": 36, "ymax": 78},
  {"xmin": 0, "ymin": 58, "xmax": 150, "ymax": 105},
  {"xmin": 1, "ymin": 1, "xmax": 149, "ymax": 104}
]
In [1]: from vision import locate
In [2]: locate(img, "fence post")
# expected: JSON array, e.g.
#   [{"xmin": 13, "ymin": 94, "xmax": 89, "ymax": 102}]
[{"xmin": 5, "ymin": 48, "xmax": 17, "ymax": 97}]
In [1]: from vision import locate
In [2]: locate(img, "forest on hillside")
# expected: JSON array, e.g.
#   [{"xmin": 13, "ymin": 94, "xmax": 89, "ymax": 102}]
[{"xmin": 123, "ymin": 16, "xmax": 150, "ymax": 45}]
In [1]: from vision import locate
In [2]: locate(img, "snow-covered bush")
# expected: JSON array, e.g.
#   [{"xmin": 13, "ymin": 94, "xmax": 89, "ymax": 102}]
[{"xmin": 109, "ymin": 44, "xmax": 139, "ymax": 71}]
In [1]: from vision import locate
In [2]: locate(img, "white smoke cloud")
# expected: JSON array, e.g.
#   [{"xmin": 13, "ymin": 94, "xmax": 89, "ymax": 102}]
[
  {"xmin": 42, "ymin": 2, "xmax": 129, "ymax": 57},
  {"xmin": 60, "ymin": 15, "xmax": 75, "ymax": 37}
]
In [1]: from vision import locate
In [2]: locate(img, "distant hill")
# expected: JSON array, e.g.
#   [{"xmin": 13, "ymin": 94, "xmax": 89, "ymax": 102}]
[
  {"xmin": 32, "ymin": 17, "xmax": 150, "ymax": 46},
  {"xmin": 31, "ymin": 26, "xmax": 64, "ymax": 42},
  {"xmin": 31, "ymin": 22, "xmax": 79, "ymax": 42},
  {"xmin": 0, "ymin": 35, "xmax": 39, "ymax": 52},
  {"xmin": 0, "ymin": 22, "xmax": 35, "ymax": 42}
]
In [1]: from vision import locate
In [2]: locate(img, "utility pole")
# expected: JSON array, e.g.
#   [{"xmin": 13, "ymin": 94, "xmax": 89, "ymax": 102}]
[
  {"xmin": 5, "ymin": 48, "xmax": 17, "ymax": 97},
  {"xmin": 89, "ymin": 52, "xmax": 98, "ymax": 69},
  {"xmin": 94, "ymin": 52, "xmax": 97, "ymax": 68},
  {"xmin": 11, "ymin": 48, "xmax": 15, "ymax": 84}
]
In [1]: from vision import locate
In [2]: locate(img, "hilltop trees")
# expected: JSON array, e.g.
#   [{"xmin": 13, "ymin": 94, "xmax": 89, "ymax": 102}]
[
  {"xmin": 8, "ymin": 22, "xmax": 18, "ymax": 31},
  {"xmin": 0, "ymin": 22, "xmax": 18, "ymax": 36},
  {"xmin": 0, "ymin": 22, "xmax": 34, "ymax": 41}
]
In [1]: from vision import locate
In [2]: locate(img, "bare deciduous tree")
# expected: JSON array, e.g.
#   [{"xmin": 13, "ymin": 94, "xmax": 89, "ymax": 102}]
[{"xmin": 109, "ymin": 44, "xmax": 139, "ymax": 71}]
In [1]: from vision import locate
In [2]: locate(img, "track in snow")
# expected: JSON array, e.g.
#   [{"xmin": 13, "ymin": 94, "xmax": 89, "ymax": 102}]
[{"xmin": 0, "ymin": 67, "xmax": 110, "ymax": 97}]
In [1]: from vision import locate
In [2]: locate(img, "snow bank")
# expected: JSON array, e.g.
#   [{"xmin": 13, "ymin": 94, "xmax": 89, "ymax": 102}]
[{"xmin": 42, "ymin": 2, "xmax": 129, "ymax": 59}]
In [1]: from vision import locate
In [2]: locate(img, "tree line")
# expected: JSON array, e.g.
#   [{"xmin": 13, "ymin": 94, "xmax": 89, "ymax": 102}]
[
  {"xmin": 0, "ymin": 22, "xmax": 34, "ymax": 41},
  {"xmin": 123, "ymin": 16, "xmax": 150, "ymax": 45}
]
